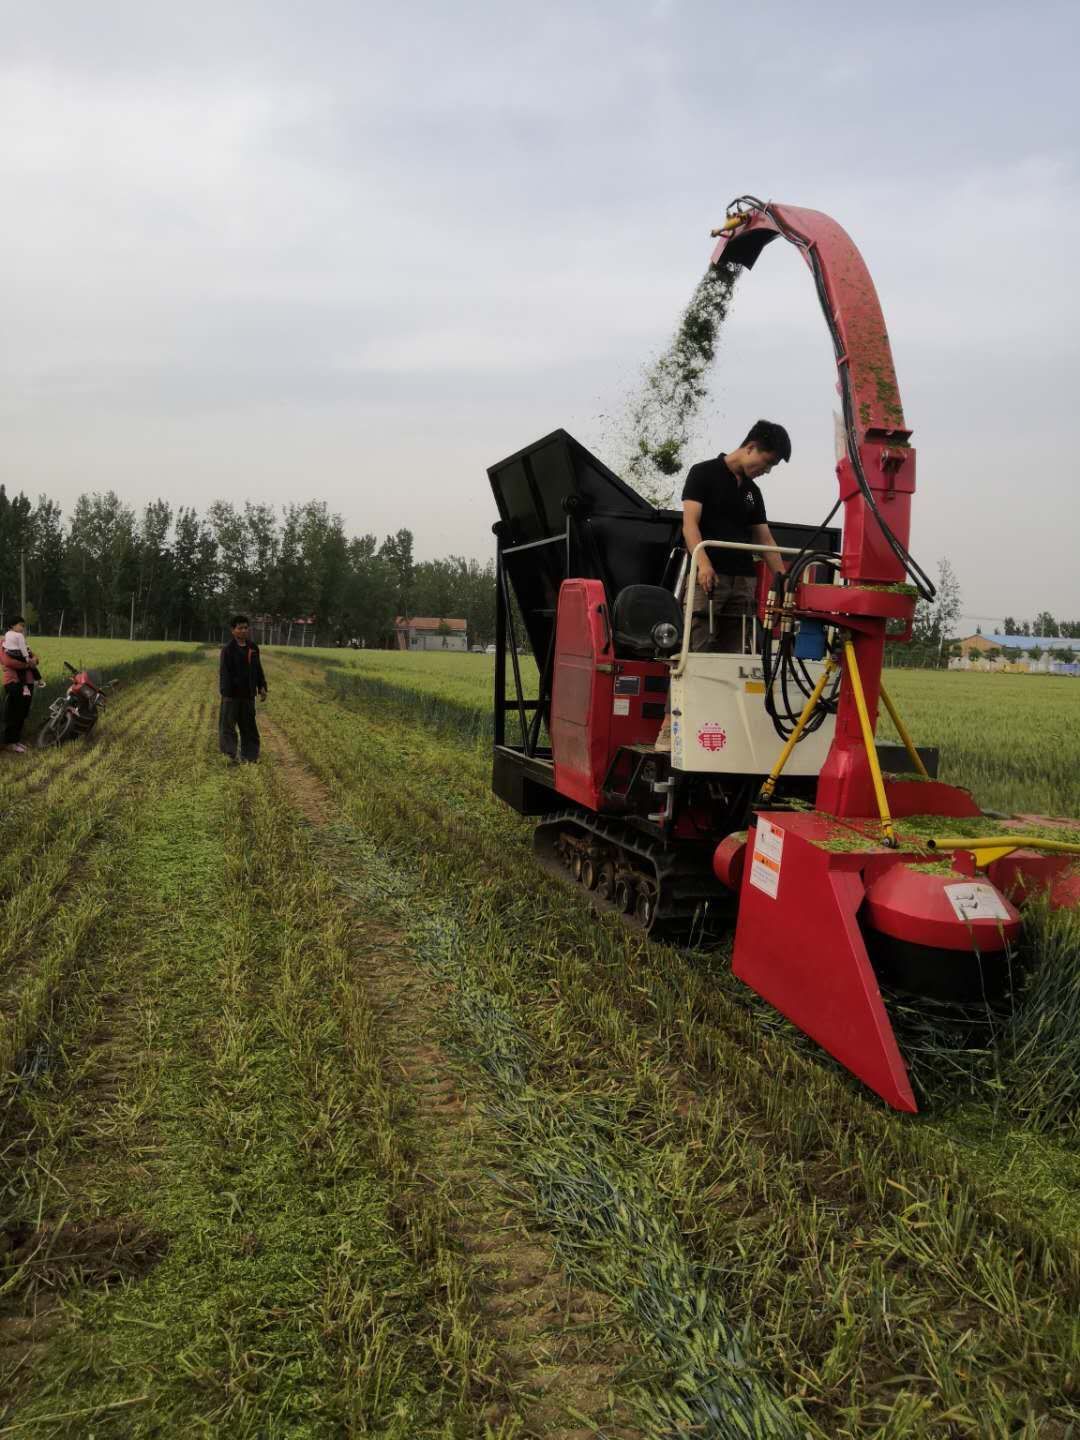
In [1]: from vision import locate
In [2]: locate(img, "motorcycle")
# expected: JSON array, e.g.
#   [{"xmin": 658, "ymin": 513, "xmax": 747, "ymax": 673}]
[{"xmin": 36, "ymin": 662, "xmax": 118, "ymax": 748}]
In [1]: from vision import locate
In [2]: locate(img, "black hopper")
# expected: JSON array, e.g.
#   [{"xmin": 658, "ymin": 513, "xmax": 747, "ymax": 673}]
[{"xmin": 487, "ymin": 430, "xmax": 683, "ymax": 759}]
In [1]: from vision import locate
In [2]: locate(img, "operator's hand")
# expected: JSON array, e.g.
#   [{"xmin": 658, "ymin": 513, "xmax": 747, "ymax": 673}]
[
  {"xmin": 699, "ymin": 564, "xmax": 718, "ymax": 595},
  {"xmin": 258, "ymin": 687, "xmax": 268, "ymax": 702}
]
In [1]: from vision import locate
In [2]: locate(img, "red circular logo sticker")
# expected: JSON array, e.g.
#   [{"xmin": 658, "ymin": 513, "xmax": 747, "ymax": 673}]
[{"xmin": 697, "ymin": 724, "xmax": 727, "ymax": 751}]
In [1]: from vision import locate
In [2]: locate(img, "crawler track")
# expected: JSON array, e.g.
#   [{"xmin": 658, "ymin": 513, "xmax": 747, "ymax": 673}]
[{"xmin": 535, "ymin": 809, "xmax": 735, "ymax": 941}]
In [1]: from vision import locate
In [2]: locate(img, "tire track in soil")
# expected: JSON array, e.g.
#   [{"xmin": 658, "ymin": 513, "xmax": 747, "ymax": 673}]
[{"xmin": 259, "ymin": 715, "xmax": 643, "ymax": 1440}]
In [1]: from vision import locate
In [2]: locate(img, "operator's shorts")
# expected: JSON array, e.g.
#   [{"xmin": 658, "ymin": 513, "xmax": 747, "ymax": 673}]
[{"xmin": 689, "ymin": 574, "xmax": 757, "ymax": 654}]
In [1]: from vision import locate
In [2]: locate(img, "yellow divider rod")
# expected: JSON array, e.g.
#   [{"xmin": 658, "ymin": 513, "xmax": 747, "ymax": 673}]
[
  {"xmin": 758, "ymin": 659, "xmax": 837, "ymax": 803},
  {"xmin": 926, "ymin": 834, "xmax": 1080, "ymax": 868},
  {"xmin": 878, "ymin": 682, "xmax": 929, "ymax": 779},
  {"xmin": 928, "ymin": 835, "xmax": 1080, "ymax": 854},
  {"xmin": 843, "ymin": 639, "xmax": 897, "ymax": 847}
]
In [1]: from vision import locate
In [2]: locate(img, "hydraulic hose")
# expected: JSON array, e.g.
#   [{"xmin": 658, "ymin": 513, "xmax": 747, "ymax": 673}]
[{"xmin": 761, "ymin": 552, "xmax": 842, "ymax": 740}]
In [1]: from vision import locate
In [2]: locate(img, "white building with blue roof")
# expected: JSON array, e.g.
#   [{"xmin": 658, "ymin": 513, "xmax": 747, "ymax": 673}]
[{"xmin": 953, "ymin": 633, "xmax": 1079, "ymax": 675}]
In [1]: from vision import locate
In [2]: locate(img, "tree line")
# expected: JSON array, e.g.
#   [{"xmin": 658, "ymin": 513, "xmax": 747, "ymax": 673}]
[
  {"xmin": 884, "ymin": 558, "xmax": 962, "ymax": 669},
  {"xmin": 6, "ymin": 483, "xmax": 1072, "ymax": 660},
  {"xmin": 1000, "ymin": 614, "xmax": 1080, "ymax": 639},
  {"xmin": 0, "ymin": 488, "xmax": 497, "ymax": 647}
]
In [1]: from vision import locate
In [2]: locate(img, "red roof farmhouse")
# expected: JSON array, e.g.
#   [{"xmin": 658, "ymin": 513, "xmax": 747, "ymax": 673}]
[{"xmin": 394, "ymin": 616, "xmax": 468, "ymax": 652}]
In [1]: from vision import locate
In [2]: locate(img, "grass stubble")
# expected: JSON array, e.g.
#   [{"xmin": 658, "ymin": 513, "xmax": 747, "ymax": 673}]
[
  {"xmin": 0, "ymin": 662, "xmax": 537, "ymax": 1437},
  {"xmin": 2, "ymin": 651, "xmax": 1079, "ymax": 1437},
  {"xmin": 262, "ymin": 657, "xmax": 1080, "ymax": 1439}
]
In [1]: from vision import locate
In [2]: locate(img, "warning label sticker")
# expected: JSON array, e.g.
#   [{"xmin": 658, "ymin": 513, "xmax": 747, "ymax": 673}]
[
  {"xmin": 612, "ymin": 697, "xmax": 630, "ymax": 716},
  {"xmin": 944, "ymin": 882, "xmax": 1011, "ymax": 923},
  {"xmin": 749, "ymin": 818, "xmax": 784, "ymax": 899}
]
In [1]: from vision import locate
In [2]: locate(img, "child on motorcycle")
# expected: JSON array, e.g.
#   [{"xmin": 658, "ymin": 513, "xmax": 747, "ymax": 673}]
[
  {"xmin": 3, "ymin": 619, "xmax": 44, "ymax": 689},
  {"xmin": 2, "ymin": 617, "xmax": 43, "ymax": 753}
]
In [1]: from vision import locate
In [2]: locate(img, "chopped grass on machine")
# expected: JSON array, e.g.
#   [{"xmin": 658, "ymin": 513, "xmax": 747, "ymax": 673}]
[{"xmin": 486, "ymin": 197, "xmax": 1080, "ymax": 1114}]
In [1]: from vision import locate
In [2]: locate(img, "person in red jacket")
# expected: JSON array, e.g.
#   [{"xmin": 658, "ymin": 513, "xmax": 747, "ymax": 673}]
[
  {"xmin": 219, "ymin": 614, "xmax": 268, "ymax": 764},
  {"xmin": 2, "ymin": 616, "xmax": 41, "ymax": 753}
]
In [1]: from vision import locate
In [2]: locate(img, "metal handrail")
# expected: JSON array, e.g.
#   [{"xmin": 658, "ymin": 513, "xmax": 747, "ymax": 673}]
[{"xmin": 672, "ymin": 539, "xmax": 803, "ymax": 677}]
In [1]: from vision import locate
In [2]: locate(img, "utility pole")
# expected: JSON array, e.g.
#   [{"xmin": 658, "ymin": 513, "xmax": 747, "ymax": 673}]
[
  {"xmin": 19, "ymin": 550, "xmax": 26, "ymax": 620},
  {"xmin": 130, "ymin": 591, "xmax": 136, "ymax": 642}
]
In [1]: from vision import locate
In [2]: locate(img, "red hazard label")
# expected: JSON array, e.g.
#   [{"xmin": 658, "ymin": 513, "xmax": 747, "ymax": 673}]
[{"xmin": 697, "ymin": 724, "xmax": 727, "ymax": 751}]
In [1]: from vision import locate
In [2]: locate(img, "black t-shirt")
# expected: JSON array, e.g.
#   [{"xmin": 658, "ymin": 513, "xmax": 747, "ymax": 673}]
[{"xmin": 681, "ymin": 455, "xmax": 766, "ymax": 576}]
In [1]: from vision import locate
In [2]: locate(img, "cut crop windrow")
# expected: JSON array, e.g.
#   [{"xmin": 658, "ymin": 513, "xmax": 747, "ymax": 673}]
[
  {"xmin": 0, "ymin": 661, "xmax": 208, "ymax": 1081},
  {"xmin": 325, "ymin": 826, "xmax": 805, "ymax": 1440}
]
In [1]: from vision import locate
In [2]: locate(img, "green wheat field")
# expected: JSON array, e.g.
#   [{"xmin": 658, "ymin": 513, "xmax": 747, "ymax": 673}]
[{"xmin": 1, "ymin": 645, "xmax": 1078, "ymax": 1438}]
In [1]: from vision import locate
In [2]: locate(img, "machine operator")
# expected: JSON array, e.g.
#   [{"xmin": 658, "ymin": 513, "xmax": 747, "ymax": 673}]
[{"xmin": 655, "ymin": 419, "xmax": 790, "ymax": 750}]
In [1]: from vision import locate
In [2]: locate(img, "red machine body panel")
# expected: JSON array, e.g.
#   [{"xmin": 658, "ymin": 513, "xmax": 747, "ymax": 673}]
[
  {"xmin": 550, "ymin": 579, "xmax": 668, "ymax": 810},
  {"xmin": 551, "ymin": 580, "xmax": 610, "ymax": 810},
  {"xmin": 731, "ymin": 810, "xmax": 1027, "ymax": 1109},
  {"xmin": 731, "ymin": 812, "xmax": 917, "ymax": 1113},
  {"xmin": 989, "ymin": 851, "xmax": 1080, "ymax": 911}
]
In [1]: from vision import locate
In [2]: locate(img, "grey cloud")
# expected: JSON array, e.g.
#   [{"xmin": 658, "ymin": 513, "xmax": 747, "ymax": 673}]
[{"xmin": 1, "ymin": 0, "xmax": 1078, "ymax": 620}]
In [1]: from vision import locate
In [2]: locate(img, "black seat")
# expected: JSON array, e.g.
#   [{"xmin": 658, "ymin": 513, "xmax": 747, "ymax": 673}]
[{"xmin": 612, "ymin": 584, "xmax": 683, "ymax": 658}]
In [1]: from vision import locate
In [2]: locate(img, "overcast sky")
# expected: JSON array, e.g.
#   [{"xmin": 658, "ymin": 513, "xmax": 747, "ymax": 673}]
[{"xmin": 2, "ymin": 0, "xmax": 1077, "ymax": 624}]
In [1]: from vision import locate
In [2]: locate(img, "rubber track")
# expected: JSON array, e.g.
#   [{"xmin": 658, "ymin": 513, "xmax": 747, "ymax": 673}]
[{"xmin": 535, "ymin": 807, "xmax": 735, "ymax": 940}]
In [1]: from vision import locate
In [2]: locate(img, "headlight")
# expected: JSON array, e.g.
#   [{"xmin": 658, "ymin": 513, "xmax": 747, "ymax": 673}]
[{"xmin": 652, "ymin": 621, "xmax": 679, "ymax": 652}]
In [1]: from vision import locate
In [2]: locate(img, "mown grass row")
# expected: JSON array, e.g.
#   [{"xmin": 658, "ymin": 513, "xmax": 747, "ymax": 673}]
[
  {"xmin": 0, "ymin": 669, "xmax": 539, "ymax": 1437},
  {"xmin": 328, "ymin": 832, "xmax": 804, "ymax": 1440},
  {"xmin": 18, "ymin": 644, "xmax": 204, "ymax": 742},
  {"xmin": 0, "ymin": 655, "xmax": 207, "ymax": 1081},
  {"xmin": 269, "ymin": 659, "xmax": 1080, "ymax": 1438},
  {"xmin": 280, "ymin": 646, "xmax": 1080, "ymax": 817}
]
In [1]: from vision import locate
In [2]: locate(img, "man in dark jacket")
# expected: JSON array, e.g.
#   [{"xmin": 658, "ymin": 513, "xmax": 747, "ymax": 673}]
[{"xmin": 219, "ymin": 614, "xmax": 268, "ymax": 763}]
